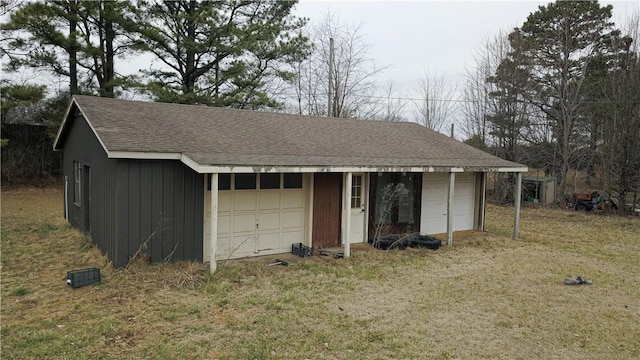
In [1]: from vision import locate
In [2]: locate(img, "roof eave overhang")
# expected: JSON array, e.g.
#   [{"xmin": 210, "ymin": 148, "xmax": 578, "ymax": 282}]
[
  {"xmin": 108, "ymin": 151, "xmax": 182, "ymax": 160},
  {"xmin": 192, "ymin": 166, "xmax": 528, "ymax": 174},
  {"xmin": 181, "ymin": 154, "xmax": 528, "ymax": 174},
  {"xmin": 105, "ymin": 152, "xmax": 528, "ymax": 174}
]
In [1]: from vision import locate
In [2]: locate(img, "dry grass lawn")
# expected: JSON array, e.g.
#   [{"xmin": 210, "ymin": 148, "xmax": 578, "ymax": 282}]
[{"xmin": 1, "ymin": 186, "xmax": 639, "ymax": 359}]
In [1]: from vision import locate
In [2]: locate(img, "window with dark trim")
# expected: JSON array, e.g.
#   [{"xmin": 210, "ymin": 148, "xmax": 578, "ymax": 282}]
[
  {"xmin": 73, "ymin": 161, "xmax": 81, "ymax": 205},
  {"xmin": 235, "ymin": 174, "xmax": 256, "ymax": 190},
  {"xmin": 283, "ymin": 173, "xmax": 303, "ymax": 189},
  {"xmin": 260, "ymin": 173, "xmax": 280, "ymax": 189},
  {"xmin": 219, "ymin": 174, "xmax": 231, "ymax": 190},
  {"xmin": 370, "ymin": 173, "xmax": 422, "ymax": 230},
  {"xmin": 206, "ymin": 174, "xmax": 231, "ymax": 190}
]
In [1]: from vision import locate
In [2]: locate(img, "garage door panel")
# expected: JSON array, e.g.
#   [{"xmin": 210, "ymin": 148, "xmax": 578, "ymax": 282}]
[
  {"xmin": 258, "ymin": 233, "xmax": 279, "ymax": 251},
  {"xmin": 218, "ymin": 215, "xmax": 231, "ymax": 234},
  {"xmin": 205, "ymin": 180, "xmax": 305, "ymax": 260},
  {"xmin": 214, "ymin": 236, "xmax": 231, "ymax": 260},
  {"xmin": 282, "ymin": 211, "xmax": 303, "ymax": 229},
  {"xmin": 258, "ymin": 212, "xmax": 280, "ymax": 231},
  {"xmin": 259, "ymin": 192, "xmax": 280, "ymax": 210},
  {"xmin": 282, "ymin": 191, "xmax": 303, "ymax": 209},
  {"xmin": 231, "ymin": 234, "xmax": 257, "ymax": 256},
  {"xmin": 219, "ymin": 193, "xmax": 232, "ymax": 212},
  {"xmin": 454, "ymin": 183, "xmax": 473, "ymax": 196},
  {"xmin": 423, "ymin": 181, "xmax": 447, "ymax": 200},
  {"xmin": 421, "ymin": 173, "xmax": 475, "ymax": 235},
  {"xmin": 454, "ymin": 215, "xmax": 473, "ymax": 231},
  {"xmin": 453, "ymin": 174, "xmax": 474, "ymax": 230},
  {"xmin": 234, "ymin": 192, "xmax": 257, "ymax": 211},
  {"xmin": 421, "ymin": 174, "xmax": 448, "ymax": 234},
  {"xmin": 281, "ymin": 230, "xmax": 303, "ymax": 246},
  {"xmin": 233, "ymin": 214, "xmax": 256, "ymax": 233}
]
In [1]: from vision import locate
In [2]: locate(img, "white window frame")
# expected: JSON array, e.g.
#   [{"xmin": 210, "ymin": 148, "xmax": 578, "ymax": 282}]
[
  {"xmin": 351, "ymin": 174, "xmax": 363, "ymax": 209},
  {"xmin": 73, "ymin": 161, "xmax": 81, "ymax": 206}
]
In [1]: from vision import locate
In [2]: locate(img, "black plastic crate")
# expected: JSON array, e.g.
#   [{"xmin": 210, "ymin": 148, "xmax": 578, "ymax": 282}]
[
  {"xmin": 291, "ymin": 243, "xmax": 313, "ymax": 257},
  {"xmin": 67, "ymin": 268, "xmax": 101, "ymax": 288}
]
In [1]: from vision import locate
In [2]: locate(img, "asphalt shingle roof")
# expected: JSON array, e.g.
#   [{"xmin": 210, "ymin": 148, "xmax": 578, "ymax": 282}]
[{"xmin": 57, "ymin": 95, "xmax": 525, "ymax": 171}]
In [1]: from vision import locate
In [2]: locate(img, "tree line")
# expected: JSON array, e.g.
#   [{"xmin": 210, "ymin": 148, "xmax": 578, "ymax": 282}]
[
  {"xmin": 460, "ymin": 1, "xmax": 639, "ymax": 210},
  {"xmin": 1, "ymin": 0, "xmax": 639, "ymax": 211}
]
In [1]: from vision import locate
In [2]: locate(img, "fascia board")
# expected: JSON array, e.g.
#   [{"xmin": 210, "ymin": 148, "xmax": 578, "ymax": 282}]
[{"xmin": 52, "ymin": 99, "xmax": 77, "ymax": 150}]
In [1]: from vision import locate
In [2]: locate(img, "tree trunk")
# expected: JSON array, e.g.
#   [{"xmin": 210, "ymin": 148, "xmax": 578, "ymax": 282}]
[
  {"xmin": 68, "ymin": 0, "xmax": 78, "ymax": 94},
  {"xmin": 184, "ymin": 0, "xmax": 197, "ymax": 96},
  {"xmin": 103, "ymin": 0, "xmax": 115, "ymax": 97}
]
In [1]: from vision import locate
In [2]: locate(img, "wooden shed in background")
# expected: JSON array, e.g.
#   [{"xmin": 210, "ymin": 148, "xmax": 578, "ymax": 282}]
[{"xmin": 522, "ymin": 175, "xmax": 556, "ymax": 205}]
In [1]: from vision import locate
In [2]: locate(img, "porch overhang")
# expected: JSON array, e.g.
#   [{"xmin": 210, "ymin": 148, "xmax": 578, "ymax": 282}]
[
  {"xmin": 83, "ymin": 143, "xmax": 528, "ymax": 175},
  {"xmin": 179, "ymin": 154, "xmax": 528, "ymax": 174}
]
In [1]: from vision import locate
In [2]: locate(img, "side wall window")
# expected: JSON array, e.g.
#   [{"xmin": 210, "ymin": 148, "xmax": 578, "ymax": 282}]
[{"xmin": 73, "ymin": 161, "xmax": 81, "ymax": 205}]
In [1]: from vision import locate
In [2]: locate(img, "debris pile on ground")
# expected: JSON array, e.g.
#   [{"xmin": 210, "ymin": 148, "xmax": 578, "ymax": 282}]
[
  {"xmin": 564, "ymin": 276, "xmax": 593, "ymax": 285},
  {"xmin": 374, "ymin": 234, "xmax": 441, "ymax": 251}
]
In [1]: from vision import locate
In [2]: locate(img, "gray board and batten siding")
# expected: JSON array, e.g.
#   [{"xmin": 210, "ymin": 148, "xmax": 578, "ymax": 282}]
[
  {"xmin": 62, "ymin": 113, "xmax": 118, "ymax": 264},
  {"xmin": 60, "ymin": 112, "xmax": 203, "ymax": 267}
]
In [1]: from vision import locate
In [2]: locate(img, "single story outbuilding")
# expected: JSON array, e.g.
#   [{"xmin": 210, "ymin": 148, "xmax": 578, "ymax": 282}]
[{"xmin": 53, "ymin": 96, "xmax": 527, "ymax": 271}]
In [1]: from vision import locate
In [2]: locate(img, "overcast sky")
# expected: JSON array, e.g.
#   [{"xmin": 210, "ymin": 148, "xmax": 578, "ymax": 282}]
[
  {"xmin": 3, "ymin": 0, "xmax": 637, "ymax": 131},
  {"xmin": 293, "ymin": 0, "xmax": 640, "ymax": 94}
]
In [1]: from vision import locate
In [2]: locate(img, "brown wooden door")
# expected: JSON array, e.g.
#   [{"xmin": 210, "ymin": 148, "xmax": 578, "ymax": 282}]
[{"xmin": 313, "ymin": 173, "xmax": 342, "ymax": 248}]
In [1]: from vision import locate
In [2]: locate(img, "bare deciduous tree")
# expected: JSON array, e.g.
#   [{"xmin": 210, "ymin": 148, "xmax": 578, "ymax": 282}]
[
  {"xmin": 413, "ymin": 69, "xmax": 458, "ymax": 133},
  {"xmin": 461, "ymin": 31, "xmax": 510, "ymax": 142},
  {"xmin": 285, "ymin": 12, "xmax": 385, "ymax": 119},
  {"xmin": 600, "ymin": 9, "xmax": 640, "ymax": 212},
  {"xmin": 376, "ymin": 80, "xmax": 407, "ymax": 122}
]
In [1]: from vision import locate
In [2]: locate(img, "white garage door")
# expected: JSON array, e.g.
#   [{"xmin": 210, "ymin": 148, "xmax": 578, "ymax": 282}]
[
  {"xmin": 203, "ymin": 174, "xmax": 305, "ymax": 261},
  {"xmin": 420, "ymin": 172, "xmax": 475, "ymax": 235}
]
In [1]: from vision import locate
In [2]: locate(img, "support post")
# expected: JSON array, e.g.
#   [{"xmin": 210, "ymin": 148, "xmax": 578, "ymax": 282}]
[
  {"xmin": 209, "ymin": 173, "xmax": 219, "ymax": 273},
  {"xmin": 363, "ymin": 173, "xmax": 370, "ymax": 242},
  {"xmin": 513, "ymin": 172, "xmax": 522, "ymax": 239},
  {"xmin": 307, "ymin": 173, "xmax": 314, "ymax": 247},
  {"xmin": 479, "ymin": 172, "xmax": 487, "ymax": 231},
  {"xmin": 344, "ymin": 172, "xmax": 352, "ymax": 257},
  {"xmin": 447, "ymin": 172, "xmax": 456, "ymax": 246}
]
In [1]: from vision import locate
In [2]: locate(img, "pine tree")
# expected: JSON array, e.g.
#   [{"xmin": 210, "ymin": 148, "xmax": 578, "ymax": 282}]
[
  {"xmin": 125, "ymin": 0, "xmax": 309, "ymax": 108},
  {"xmin": 1, "ymin": 0, "xmax": 134, "ymax": 97},
  {"xmin": 518, "ymin": 0, "xmax": 621, "ymax": 197}
]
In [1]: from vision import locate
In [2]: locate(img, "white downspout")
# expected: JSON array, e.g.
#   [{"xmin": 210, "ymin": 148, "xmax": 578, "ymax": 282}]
[
  {"xmin": 209, "ymin": 173, "xmax": 219, "ymax": 273},
  {"xmin": 64, "ymin": 175, "xmax": 69, "ymax": 220}
]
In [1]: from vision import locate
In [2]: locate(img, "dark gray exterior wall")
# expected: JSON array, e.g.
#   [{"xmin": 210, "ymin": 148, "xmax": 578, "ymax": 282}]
[
  {"xmin": 62, "ymin": 112, "xmax": 119, "ymax": 262},
  {"xmin": 61, "ymin": 112, "xmax": 204, "ymax": 267},
  {"xmin": 115, "ymin": 159, "xmax": 204, "ymax": 267}
]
